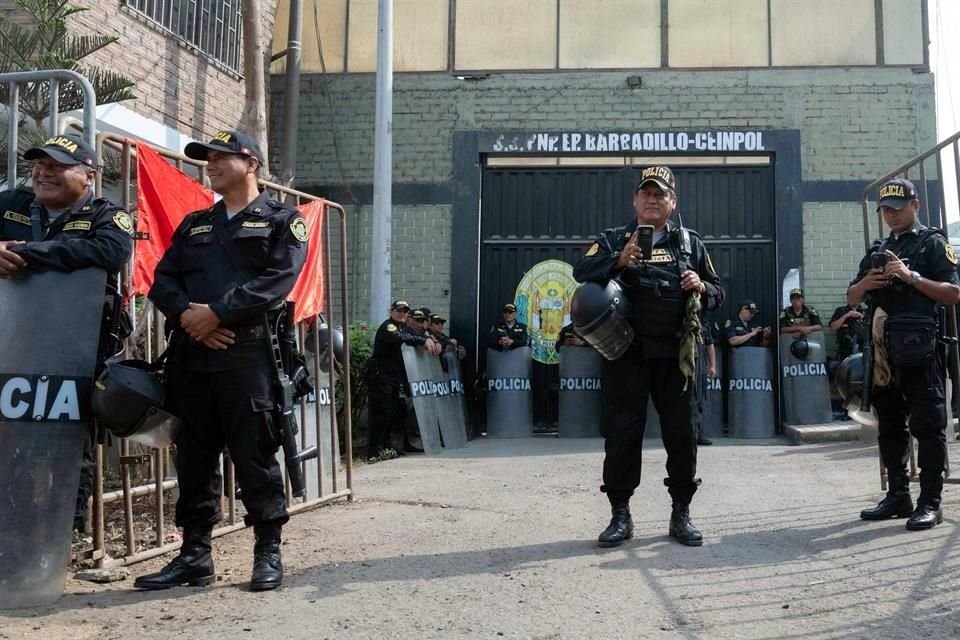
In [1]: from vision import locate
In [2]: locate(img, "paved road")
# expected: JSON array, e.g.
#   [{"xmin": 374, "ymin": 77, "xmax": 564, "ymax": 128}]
[{"xmin": 2, "ymin": 437, "xmax": 959, "ymax": 639}]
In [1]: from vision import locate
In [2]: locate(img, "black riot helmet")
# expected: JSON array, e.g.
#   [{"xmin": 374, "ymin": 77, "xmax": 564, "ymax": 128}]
[
  {"xmin": 306, "ymin": 316, "xmax": 346, "ymax": 374},
  {"xmin": 835, "ymin": 352, "xmax": 879, "ymax": 427},
  {"xmin": 571, "ymin": 279, "xmax": 634, "ymax": 360},
  {"xmin": 91, "ymin": 359, "xmax": 181, "ymax": 447},
  {"xmin": 789, "ymin": 336, "xmax": 810, "ymax": 360}
]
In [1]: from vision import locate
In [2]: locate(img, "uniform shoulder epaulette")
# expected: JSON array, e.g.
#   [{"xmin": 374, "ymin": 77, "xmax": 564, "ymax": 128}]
[{"xmin": 265, "ymin": 199, "xmax": 300, "ymax": 214}]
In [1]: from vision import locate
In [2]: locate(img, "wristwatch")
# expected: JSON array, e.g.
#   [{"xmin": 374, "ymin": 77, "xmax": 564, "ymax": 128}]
[{"xmin": 909, "ymin": 270, "xmax": 920, "ymax": 286}]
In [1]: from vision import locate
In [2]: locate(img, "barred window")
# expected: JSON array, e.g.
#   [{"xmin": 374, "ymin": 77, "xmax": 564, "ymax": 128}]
[{"xmin": 123, "ymin": 0, "xmax": 243, "ymax": 72}]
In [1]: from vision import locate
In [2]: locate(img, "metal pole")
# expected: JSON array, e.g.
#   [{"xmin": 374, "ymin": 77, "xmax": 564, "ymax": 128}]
[
  {"xmin": 48, "ymin": 78, "xmax": 59, "ymax": 136},
  {"xmin": 6, "ymin": 82, "xmax": 18, "ymax": 189},
  {"xmin": 280, "ymin": 0, "xmax": 303, "ymax": 186},
  {"xmin": 370, "ymin": 0, "xmax": 393, "ymax": 320}
]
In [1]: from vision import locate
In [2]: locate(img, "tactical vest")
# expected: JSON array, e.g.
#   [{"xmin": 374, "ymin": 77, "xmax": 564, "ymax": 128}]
[
  {"xmin": 870, "ymin": 228, "xmax": 946, "ymax": 317},
  {"xmin": 624, "ymin": 228, "xmax": 693, "ymax": 338}
]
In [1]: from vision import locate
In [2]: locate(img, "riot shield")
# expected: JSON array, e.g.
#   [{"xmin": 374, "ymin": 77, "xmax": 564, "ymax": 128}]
[
  {"xmin": 485, "ymin": 347, "xmax": 533, "ymax": 438},
  {"xmin": 729, "ymin": 346, "xmax": 776, "ymax": 437},
  {"xmin": 0, "ymin": 268, "xmax": 106, "ymax": 609},
  {"xmin": 701, "ymin": 349, "xmax": 725, "ymax": 438},
  {"xmin": 442, "ymin": 350, "xmax": 470, "ymax": 441},
  {"xmin": 557, "ymin": 346, "xmax": 603, "ymax": 437},
  {"xmin": 779, "ymin": 333, "xmax": 832, "ymax": 425},
  {"xmin": 289, "ymin": 354, "xmax": 341, "ymax": 500},
  {"xmin": 436, "ymin": 351, "xmax": 467, "ymax": 450},
  {"xmin": 401, "ymin": 345, "xmax": 444, "ymax": 454}
]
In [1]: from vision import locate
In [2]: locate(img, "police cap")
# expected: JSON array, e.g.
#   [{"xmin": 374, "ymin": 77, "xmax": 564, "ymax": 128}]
[
  {"xmin": 876, "ymin": 178, "xmax": 918, "ymax": 211},
  {"xmin": 184, "ymin": 130, "xmax": 264, "ymax": 164},
  {"xmin": 24, "ymin": 134, "xmax": 98, "ymax": 170},
  {"xmin": 636, "ymin": 165, "xmax": 676, "ymax": 193},
  {"xmin": 740, "ymin": 300, "xmax": 758, "ymax": 312},
  {"xmin": 503, "ymin": 303, "xmax": 518, "ymax": 313},
  {"xmin": 429, "ymin": 313, "xmax": 446, "ymax": 323},
  {"xmin": 391, "ymin": 299, "xmax": 411, "ymax": 311},
  {"xmin": 789, "ymin": 288, "xmax": 804, "ymax": 299},
  {"xmin": 410, "ymin": 308, "xmax": 428, "ymax": 320}
]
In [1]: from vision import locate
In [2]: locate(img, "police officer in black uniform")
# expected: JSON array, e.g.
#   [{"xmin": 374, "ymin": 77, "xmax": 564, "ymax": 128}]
[
  {"xmin": 555, "ymin": 322, "xmax": 587, "ymax": 351},
  {"xmin": 136, "ymin": 130, "xmax": 307, "ymax": 592},
  {"xmin": 367, "ymin": 300, "xmax": 441, "ymax": 459},
  {"xmin": 574, "ymin": 165, "xmax": 724, "ymax": 548},
  {"xmin": 0, "ymin": 134, "xmax": 133, "ymax": 533},
  {"xmin": 429, "ymin": 312, "xmax": 466, "ymax": 359},
  {"xmin": 779, "ymin": 289, "xmax": 822, "ymax": 337},
  {"xmin": 848, "ymin": 178, "xmax": 960, "ymax": 530},
  {"xmin": 829, "ymin": 302, "xmax": 867, "ymax": 362},
  {"xmin": 724, "ymin": 301, "xmax": 771, "ymax": 348},
  {"xmin": 487, "ymin": 303, "xmax": 529, "ymax": 350}
]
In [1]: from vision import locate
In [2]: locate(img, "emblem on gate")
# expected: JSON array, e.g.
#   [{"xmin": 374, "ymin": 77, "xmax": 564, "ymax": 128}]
[{"xmin": 514, "ymin": 259, "xmax": 578, "ymax": 365}]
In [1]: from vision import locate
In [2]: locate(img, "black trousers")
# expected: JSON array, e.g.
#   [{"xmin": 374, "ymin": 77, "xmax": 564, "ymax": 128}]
[
  {"xmin": 74, "ymin": 425, "xmax": 96, "ymax": 528},
  {"xmin": 367, "ymin": 371, "xmax": 404, "ymax": 457},
  {"xmin": 167, "ymin": 364, "xmax": 289, "ymax": 529},
  {"xmin": 600, "ymin": 344, "xmax": 699, "ymax": 505},
  {"xmin": 873, "ymin": 357, "xmax": 947, "ymax": 495}
]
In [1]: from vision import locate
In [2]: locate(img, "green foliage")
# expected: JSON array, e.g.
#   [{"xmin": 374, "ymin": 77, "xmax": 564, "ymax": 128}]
[
  {"xmin": 335, "ymin": 321, "xmax": 375, "ymax": 453},
  {"xmin": 0, "ymin": 0, "xmax": 137, "ymax": 183}
]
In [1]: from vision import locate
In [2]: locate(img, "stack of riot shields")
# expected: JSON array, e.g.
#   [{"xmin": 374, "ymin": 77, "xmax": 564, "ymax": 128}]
[{"xmin": 401, "ymin": 345, "xmax": 469, "ymax": 453}]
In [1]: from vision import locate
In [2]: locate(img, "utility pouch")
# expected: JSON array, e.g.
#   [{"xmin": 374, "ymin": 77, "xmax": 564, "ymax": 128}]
[{"xmin": 884, "ymin": 313, "xmax": 937, "ymax": 367}]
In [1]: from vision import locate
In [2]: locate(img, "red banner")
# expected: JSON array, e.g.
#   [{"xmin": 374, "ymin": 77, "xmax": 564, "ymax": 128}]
[
  {"xmin": 133, "ymin": 144, "xmax": 214, "ymax": 295},
  {"xmin": 288, "ymin": 199, "xmax": 327, "ymax": 324}
]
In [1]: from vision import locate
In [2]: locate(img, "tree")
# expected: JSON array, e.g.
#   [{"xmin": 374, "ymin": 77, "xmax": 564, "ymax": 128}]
[
  {"xmin": 0, "ymin": 0, "xmax": 136, "ymax": 182},
  {"xmin": 241, "ymin": 0, "xmax": 269, "ymax": 170}
]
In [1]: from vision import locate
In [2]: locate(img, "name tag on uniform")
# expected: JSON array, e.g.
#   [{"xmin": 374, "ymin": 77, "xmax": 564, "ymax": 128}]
[
  {"xmin": 63, "ymin": 220, "xmax": 92, "ymax": 232},
  {"xmin": 648, "ymin": 247, "xmax": 673, "ymax": 264},
  {"xmin": 3, "ymin": 210, "xmax": 30, "ymax": 226},
  {"xmin": 189, "ymin": 225, "xmax": 213, "ymax": 236},
  {"xmin": 241, "ymin": 221, "xmax": 270, "ymax": 228}
]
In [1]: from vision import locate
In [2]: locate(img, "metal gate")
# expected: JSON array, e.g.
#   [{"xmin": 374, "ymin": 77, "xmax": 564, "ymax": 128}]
[{"xmin": 478, "ymin": 163, "xmax": 777, "ymax": 429}]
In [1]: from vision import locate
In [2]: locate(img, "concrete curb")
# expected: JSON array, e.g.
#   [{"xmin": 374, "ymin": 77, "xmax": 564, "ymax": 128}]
[{"xmin": 784, "ymin": 420, "xmax": 862, "ymax": 444}]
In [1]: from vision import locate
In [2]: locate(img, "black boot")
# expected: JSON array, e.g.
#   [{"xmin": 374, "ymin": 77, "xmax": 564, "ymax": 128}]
[
  {"xmin": 597, "ymin": 502, "xmax": 633, "ymax": 548},
  {"xmin": 251, "ymin": 523, "xmax": 284, "ymax": 591},
  {"xmin": 860, "ymin": 470, "xmax": 913, "ymax": 520},
  {"xmin": 907, "ymin": 472, "xmax": 944, "ymax": 531},
  {"xmin": 668, "ymin": 503, "xmax": 703, "ymax": 546},
  {"xmin": 134, "ymin": 528, "xmax": 215, "ymax": 590}
]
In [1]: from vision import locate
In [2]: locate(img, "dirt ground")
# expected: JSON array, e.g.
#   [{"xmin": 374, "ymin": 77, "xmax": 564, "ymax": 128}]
[{"xmin": 2, "ymin": 437, "xmax": 960, "ymax": 640}]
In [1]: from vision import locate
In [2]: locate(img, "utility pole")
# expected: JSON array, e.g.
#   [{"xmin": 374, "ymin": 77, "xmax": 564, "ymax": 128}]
[
  {"xmin": 280, "ymin": 0, "xmax": 303, "ymax": 186},
  {"xmin": 241, "ymin": 0, "xmax": 269, "ymax": 167},
  {"xmin": 370, "ymin": 0, "xmax": 393, "ymax": 319}
]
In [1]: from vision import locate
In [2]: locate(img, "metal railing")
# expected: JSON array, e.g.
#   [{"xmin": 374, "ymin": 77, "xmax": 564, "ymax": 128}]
[
  {"xmin": 859, "ymin": 130, "xmax": 960, "ymax": 490},
  {"xmin": 80, "ymin": 132, "xmax": 353, "ymax": 567}
]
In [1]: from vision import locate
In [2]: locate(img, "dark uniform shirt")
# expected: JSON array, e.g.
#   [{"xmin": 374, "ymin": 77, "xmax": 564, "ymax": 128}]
[
  {"xmin": 779, "ymin": 305, "xmax": 821, "ymax": 330},
  {"xmin": 488, "ymin": 321, "xmax": 529, "ymax": 351},
  {"xmin": 830, "ymin": 304, "xmax": 867, "ymax": 359},
  {"xmin": 371, "ymin": 319, "xmax": 428, "ymax": 378},
  {"xmin": 573, "ymin": 220, "xmax": 723, "ymax": 358},
  {"xmin": 723, "ymin": 316, "xmax": 766, "ymax": 347},
  {"xmin": 701, "ymin": 320, "xmax": 719, "ymax": 346},
  {"xmin": 148, "ymin": 190, "xmax": 307, "ymax": 372},
  {"xmin": 555, "ymin": 323, "xmax": 586, "ymax": 352},
  {"xmin": 0, "ymin": 188, "xmax": 132, "ymax": 272},
  {"xmin": 851, "ymin": 225, "xmax": 960, "ymax": 316}
]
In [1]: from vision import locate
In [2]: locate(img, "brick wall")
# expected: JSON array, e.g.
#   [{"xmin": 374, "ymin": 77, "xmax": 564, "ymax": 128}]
[
  {"xmin": 0, "ymin": 0, "xmax": 280, "ymax": 140},
  {"xmin": 271, "ymin": 67, "xmax": 936, "ymax": 326}
]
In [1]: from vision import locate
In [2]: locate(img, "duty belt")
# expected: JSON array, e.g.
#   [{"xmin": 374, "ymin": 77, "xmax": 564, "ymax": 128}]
[{"xmin": 228, "ymin": 324, "xmax": 267, "ymax": 343}]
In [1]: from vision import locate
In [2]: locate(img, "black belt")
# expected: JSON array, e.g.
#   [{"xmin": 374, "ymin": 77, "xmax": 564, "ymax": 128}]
[{"xmin": 229, "ymin": 324, "xmax": 267, "ymax": 343}]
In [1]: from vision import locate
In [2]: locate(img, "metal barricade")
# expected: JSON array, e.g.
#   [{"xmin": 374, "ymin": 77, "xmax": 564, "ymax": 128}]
[
  {"xmin": 79, "ymin": 134, "xmax": 353, "ymax": 567},
  {"xmin": 859, "ymin": 130, "xmax": 960, "ymax": 490}
]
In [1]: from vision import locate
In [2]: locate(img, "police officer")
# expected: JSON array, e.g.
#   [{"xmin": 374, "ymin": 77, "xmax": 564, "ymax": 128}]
[
  {"xmin": 555, "ymin": 322, "xmax": 587, "ymax": 351},
  {"xmin": 408, "ymin": 307, "xmax": 430, "ymax": 336},
  {"xmin": 829, "ymin": 302, "xmax": 867, "ymax": 362},
  {"xmin": 574, "ymin": 165, "xmax": 724, "ymax": 548},
  {"xmin": 136, "ymin": 130, "xmax": 307, "ymax": 591},
  {"xmin": 779, "ymin": 289, "xmax": 822, "ymax": 336},
  {"xmin": 848, "ymin": 178, "xmax": 960, "ymax": 530},
  {"xmin": 367, "ymin": 300, "xmax": 441, "ymax": 459},
  {"xmin": 0, "ymin": 134, "xmax": 133, "ymax": 533},
  {"xmin": 487, "ymin": 303, "xmax": 529, "ymax": 351},
  {"xmin": 429, "ymin": 312, "xmax": 466, "ymax": 359},
  {"xmin": 724, "ymin": 301, "xmax": 771, "ymax": 348}
]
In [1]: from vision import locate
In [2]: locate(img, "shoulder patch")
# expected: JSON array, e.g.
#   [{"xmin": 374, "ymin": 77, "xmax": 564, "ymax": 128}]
[
  {"xmin": 945, "ymin": 244, "xmax": 957, "ymax": 265},
  {"xmin": 387, "ymin": 323, "xmax": 398, "ymax": 333},
  {"xmin": 780, "ymin": 311, "xmax": 787, "ymax": 319},
  {"xmin": 705, "ymin": 252, "xmax": 716, "ymax": 275},
  {"xmin": 3, "ymin": 210, "xmax": 31, "ymax": 226},
  {"xmin": 290, "ymin": 217, "xmax": 309, "ymax": 243},
  {"xmin": 189, "ymin": 224, "xmax": 213, "ymax": 236},
  {"xmin": 112, "ymin": 211, "xmax": 134, "ymax": 235},
  {"xmin": 724, "ymin": 319, "xmax": 731, "ymax": 328},
  {"xmin": 585, "ymin": 242, "xmax": 599, "ymax": 257},
  {"xmin": 64, "ymin": 220, "xmax": 92, "ymax": 232}
]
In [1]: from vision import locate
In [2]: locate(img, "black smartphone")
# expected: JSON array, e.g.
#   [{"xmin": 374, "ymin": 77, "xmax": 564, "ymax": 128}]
[
  {"xmin": 635, "ymin": 225, "xmax": 654, "ymax": 261},
  {"xmin": 871, "ymin": 253, "xmax": 889, "ymax": 270}
]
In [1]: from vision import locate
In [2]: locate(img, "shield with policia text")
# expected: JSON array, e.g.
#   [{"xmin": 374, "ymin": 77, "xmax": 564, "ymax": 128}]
[
  {"xmin": 0, "ymin": 269, "xmax": 105, "ymax": 608},
  {"xmin": 441, "ymin": 350, "xmax": 469, "ymax": 448},
  {"xmin": 402, "ymin": 345, "xmax": 470, "ymax": 453}
]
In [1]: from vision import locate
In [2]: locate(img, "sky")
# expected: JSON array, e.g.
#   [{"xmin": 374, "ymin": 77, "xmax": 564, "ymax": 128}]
[{"xmin": 930, "ymin": 0, "xmax": 959, "ymax": 223}]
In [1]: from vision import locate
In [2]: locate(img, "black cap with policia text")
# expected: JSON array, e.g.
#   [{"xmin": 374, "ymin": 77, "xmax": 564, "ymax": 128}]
[
  {"xmin": 24, "ymin": 134, "xmax": 98, "ymax": 170},
  {"xmin": 876, "ymin": 178, "xmax": 918, "ymax": 211},
  {"xmin": 636, "ymin": 165, "xmax": 676, "ymax": 192},
  {"xmin": 184, "ymin": 130, "xmax": 264, "ymax": 164}
]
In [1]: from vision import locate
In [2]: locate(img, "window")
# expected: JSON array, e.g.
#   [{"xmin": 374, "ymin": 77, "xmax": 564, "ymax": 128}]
[{"xmin": 123, "ymin": 0, "xmax": 243, "ymax": 72}]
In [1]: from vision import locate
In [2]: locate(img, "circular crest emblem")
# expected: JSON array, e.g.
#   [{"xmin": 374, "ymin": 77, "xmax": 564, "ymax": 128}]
[
  {"xmin": 290, "ymin": 217, "xmax": 309, "ymax": 243},
  {"xmin": 514, "ymin": 259, "xmax": 578, "ymax": 365}
]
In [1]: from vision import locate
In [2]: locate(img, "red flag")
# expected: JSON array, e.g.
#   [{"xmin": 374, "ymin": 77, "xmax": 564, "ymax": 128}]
[
  {"xmin": 133, "ymin": 144, "xmax": 214, "ymax": 295},
  {"xmin": 287, "ymin": 199, "xmax": 327, "ymax": 324}
]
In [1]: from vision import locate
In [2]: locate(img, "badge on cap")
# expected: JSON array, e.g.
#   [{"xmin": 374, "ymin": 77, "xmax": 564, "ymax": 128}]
[{"xmin": 290, "ymin": 218, "xmax": 308, "ymax": 243}]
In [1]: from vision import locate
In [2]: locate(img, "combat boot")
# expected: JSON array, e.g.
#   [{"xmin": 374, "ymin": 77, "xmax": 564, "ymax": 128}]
[
  {"xmin": 860, "ymin": 470, "xmax": 913, "ymax": 520},
  {"xmin": 668, "ymin": 503, "xmax": 703, "ymax": 547},
  {"xmin": 250, "ymin": 523, "xmax": 284, "ymax": 591},
  {"xmin": 134, "ymin": 528, "xmax": 215, "ymax": 590},
  {"xmin": 597, "ymin": 502, "xmax": 633, "ymax": 548},
  {"xmin": 907, "ymin": 472, "xmax": 943, "ymax": 531}
]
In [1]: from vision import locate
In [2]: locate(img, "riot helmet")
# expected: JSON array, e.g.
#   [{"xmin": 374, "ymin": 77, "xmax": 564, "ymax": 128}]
[
  {"xmin": 571, "ymin": 279, "xmax": 634, "ymax": 360},
  {"xmin": 306, "ymin": 316, "xmax": 346, "ymax": 374},
  {"xmin": 789, "ymin": 337, "xmax": 810, "ymax": 360},
  {"xmin": 835, "ymin": 352, "xmax": 878, "ymax": 428},
  {"xmin": 91, "ymin": 359, "xmax": 181, "ymax": 448}
]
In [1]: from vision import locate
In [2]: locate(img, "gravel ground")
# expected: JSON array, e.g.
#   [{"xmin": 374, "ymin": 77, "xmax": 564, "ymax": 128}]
[{"xmin": 2, "ymin": 437, "xmax": 959, "ymax": 640}]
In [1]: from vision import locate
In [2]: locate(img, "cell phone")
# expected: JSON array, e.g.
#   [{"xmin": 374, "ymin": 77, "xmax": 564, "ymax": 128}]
[
  {"xmin": 871, "ymin": 253, "xmax": 889, "ymax": 269},
  {"xmin": 635, "ymin": 225, "xmax": 654, "ymax": 261}
]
